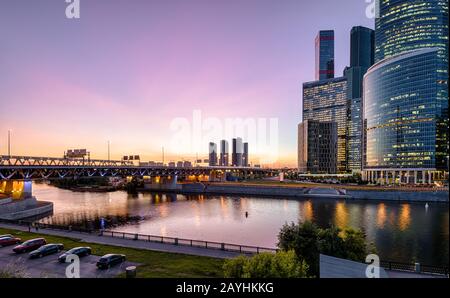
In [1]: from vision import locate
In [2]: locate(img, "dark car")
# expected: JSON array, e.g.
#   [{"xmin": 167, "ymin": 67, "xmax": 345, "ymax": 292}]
[
  {"xmin": 96, "ymin": 254, "xmax": 126, "ymax": 269},
  {"xmin": 58, "ymin": 247, "xmax": 92, "ymax": 263},
  {"xmin": 0, "ymin": 236, "xmax": 22, "ymax": 247},
  {"xmin": 13, "ymin": 238, "xmax": 46, "ymax": 253},
  {"xmin": 29, "ymin": 243, "xmax": 64, "ymax": 259}
]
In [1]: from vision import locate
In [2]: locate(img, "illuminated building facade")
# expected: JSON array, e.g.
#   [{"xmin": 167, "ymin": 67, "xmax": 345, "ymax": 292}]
[
  {"xmin": 363, "ymin": 48, "xmax": 448, "ymax": 184},
  {"xmin": 315, "ymin": 30, "xmax": 335, "ymax": 80},
  {"xmin": 303, "ymin": 77, "xmax": 348, "ymax": 173},
  {"xmin": 363, "ymin": 0, "xmax": 449, "ymax": 184},
  {"xmin": 345, "ymin": 26, "xmax": 375, "ymax": 172},
  {"xmin": 298, "ymin": 120, "xmax": 338, "ymax": 174}
]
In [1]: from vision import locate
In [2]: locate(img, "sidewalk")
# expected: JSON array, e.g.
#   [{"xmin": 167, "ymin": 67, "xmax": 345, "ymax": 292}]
[{"xmin": 0, "ymin": 223, "xmax": 246, "ymax": 259}]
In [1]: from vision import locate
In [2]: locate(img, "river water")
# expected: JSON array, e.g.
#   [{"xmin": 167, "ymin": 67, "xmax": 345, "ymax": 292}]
[{"xmin": 32, "ymin": 183, "xmax": 449, "ymax": 266}]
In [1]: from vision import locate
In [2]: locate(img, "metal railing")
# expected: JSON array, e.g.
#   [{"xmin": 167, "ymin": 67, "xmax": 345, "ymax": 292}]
[
  {"xmin": 380, "ymin": 260, "xmax": 449, "ymax": 276},
  {"xmin": 101, "ymin": 230, "xmax": 278, "ymax": 254}
]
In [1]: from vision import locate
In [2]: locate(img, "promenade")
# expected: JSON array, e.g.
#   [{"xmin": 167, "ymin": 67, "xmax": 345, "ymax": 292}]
[{"xmin": 0, "ymin": 223, "xmax": 247, "ymax": 259}]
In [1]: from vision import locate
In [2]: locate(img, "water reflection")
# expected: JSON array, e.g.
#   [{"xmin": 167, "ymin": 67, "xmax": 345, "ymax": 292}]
[{"xmin": 33, "ymin": 182, "xmax": 449, "ymax": 266}]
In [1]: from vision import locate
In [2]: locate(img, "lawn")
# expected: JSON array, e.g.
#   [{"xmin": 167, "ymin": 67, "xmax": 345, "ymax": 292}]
[{"xmin": 0, "ymin": 227, "xmax": 224, "ymax": 278}]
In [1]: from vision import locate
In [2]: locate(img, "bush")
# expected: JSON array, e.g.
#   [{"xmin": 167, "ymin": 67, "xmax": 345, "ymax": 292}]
[
  {"xmin": 223, "ymin": 250, "xmax": 309, "ymax": 278},
  {"xmin": 277, "ymin": 221, "xmax": 372, "ymax": 276}
]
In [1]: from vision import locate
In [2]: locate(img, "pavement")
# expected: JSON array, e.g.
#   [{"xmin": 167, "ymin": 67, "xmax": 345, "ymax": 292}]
[
  {"xmin": 0, "ymin": 223, "xmax": 247, "ymax": 259},
  {"xmin": 0, "ymin": 244, "xmax": 138, "ymax": 278}
]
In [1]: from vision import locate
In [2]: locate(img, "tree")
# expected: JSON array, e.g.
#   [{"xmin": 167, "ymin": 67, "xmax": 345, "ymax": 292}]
[
  {"xmin": 223, "ymin": 251, "xmax": 309, "ymax": 278},
  {"xmin": 277, "ymin": 221, "xmax": 373, "ymax": 277}
]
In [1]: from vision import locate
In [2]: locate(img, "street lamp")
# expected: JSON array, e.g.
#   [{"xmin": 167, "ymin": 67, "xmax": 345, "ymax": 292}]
[{"xmin": 7, "ymin": 130, "xmax": 11, "ymax": 157}]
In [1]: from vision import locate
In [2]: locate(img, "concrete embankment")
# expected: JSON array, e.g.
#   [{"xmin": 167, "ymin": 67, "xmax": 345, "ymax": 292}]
[
  {"xmin": 0, "ymin": 197, "xmax": 54, "ymax": 220},
  {"xmin": 140, "ymin": 183, "xmax": 449, "ymax": 203},
  {"xmin": 347, "ymin": 190, "xmax": 449, "ymax": 202}
]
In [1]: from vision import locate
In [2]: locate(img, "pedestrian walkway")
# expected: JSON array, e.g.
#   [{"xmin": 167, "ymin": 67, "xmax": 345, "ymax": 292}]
[{"xmin": 0, "ymin": 223, "xmax": 247, "ymax": 259}]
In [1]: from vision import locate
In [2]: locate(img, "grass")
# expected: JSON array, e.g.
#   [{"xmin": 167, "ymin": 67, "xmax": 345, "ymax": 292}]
[{"xmin": 0, "ymin": 227, "xmax": 224, "ymax": 278}]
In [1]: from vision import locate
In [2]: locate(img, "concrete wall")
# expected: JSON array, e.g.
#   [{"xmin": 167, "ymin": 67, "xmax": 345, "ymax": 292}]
[
  {"xmin": 0, "ymin": 196, "xmax": 54, "ymax": 220},
  {"xmin": 347, "ymin": 190, "xmax": 449, "ymax": 202}
]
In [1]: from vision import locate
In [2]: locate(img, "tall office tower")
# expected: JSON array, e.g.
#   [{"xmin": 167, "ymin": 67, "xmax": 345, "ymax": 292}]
[
  {"xmin": 363, "ymin": 0, "xmax": 449, "ymax": 185},
  {"xmin": 298, "ymin": 121, "xmax": 338, "ymax": 174},
  {"xmin": 315, "ymin": 30, "xmax": 335, "ymax": 80},
  {"xmin": 303, "ymin": 77, "xmax": 348, "ymax": 173},
  {"xmin": 219, "ymin": 140, "xmax": 229, "ymax": 166},
  {"xmin": 345, "ymin": 26, "xmax": 375, "ymax": 172},
  {"xmin": 242, "ymin": 143, "xmax": 249, "ymax": 167},
  {"xmin": 208, "ymin": 142, "xmax": 218, "ymax": 166},
  {"xmin": 232, "ymin": 138, "xmax": 243, "ymax": 167},
  {"xmin": 375, "ymin": 0, "xmax": 449, "ymax": 63}
]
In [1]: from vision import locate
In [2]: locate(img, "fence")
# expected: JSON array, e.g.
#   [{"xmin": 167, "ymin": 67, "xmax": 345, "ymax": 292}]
[
  {"xmin": 101, "ymin": 230, "xmax": 278, "ymax": 254},
  {"xmin": 380, "ymin": 260, "xmax": 449, "ymax": 276}
]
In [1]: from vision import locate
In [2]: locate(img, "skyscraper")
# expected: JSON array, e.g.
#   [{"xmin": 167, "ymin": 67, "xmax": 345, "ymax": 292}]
[
  {"xmin": 208, "ymin": 142, "xmax": 218, "ymax": 166},
  {"xmin": 363, "ymin": 0, "xmax": 448, "ymax": 184},
  {"xmin": 232, "ymin": 138, "xmax": 243, "ymax": 167},
  {"xmin": 303, "ymin": 77, "xmax": 348, "ymax": 173},
  {"xmin": 315, "ymin": 30, "xmax": 335, "ymax": 80},
  {"xmin": 298, "ymin": 120, "xmax": 338, "ymax": 174},
  {"xmin": 375, "ymin": 0, "xmax": 449, "ymax": 63},
  {"xmin": 219, "ymin": 140, "xmax": 229, "ymax": 166},
  {"xmin": 243, "ymin": 143, "xmax": 249, "ymax": 167},
  {"xmin": 345, "ymin": 26, "xmax": 375, "ymax": 172}
]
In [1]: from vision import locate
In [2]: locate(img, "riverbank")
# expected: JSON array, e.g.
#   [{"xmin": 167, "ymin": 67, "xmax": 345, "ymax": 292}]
[
  {"xmin": 0, "ymin": 224, "xmax": 225, "ymax": 278},
  {"xmin": 139, "ymin": 182, "xmax": 449, "ymax": 203}
]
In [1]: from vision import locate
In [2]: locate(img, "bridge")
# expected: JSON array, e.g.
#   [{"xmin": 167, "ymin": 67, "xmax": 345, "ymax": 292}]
[{"xmin": 0, "ymin": 155, "xmax": 277, "ymax": 181}]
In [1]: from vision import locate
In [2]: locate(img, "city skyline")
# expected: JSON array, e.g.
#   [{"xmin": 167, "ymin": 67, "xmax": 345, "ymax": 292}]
[{"xmin": 0, "ymin": 0, "xmax": 374, "ymax": 167}]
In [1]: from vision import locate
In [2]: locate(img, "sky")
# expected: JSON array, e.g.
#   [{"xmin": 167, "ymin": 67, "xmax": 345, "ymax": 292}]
[{"xmin": 0, "ymin": 0, "xmax": 374, "ymax": 167}]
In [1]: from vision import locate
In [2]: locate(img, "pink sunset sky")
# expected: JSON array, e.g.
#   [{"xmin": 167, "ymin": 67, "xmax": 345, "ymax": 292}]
[{"xmin": 0, "ymin": 0, "xmax": 373, "ymax": 167}]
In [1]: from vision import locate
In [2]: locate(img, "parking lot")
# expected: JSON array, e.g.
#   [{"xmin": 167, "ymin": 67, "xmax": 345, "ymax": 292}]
[{"xmin": 0, "ymin": 244, "xmax": 139, "ymax": 278}]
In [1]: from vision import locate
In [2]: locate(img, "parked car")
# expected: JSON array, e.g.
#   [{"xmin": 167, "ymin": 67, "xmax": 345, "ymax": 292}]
[
  {"xmin": 58, "ymin": 247, "xmax": 92, "ymax": 263},
  {"xmin": 0, "ymin": 236, "xmax": 22, "ymax": 247},
  {"xmin": 13, "ymin": 238, "xmax": 47, "ymax": 253},
  {"xmin": 0, "ymin": 234, "xmax": 13, "ymax": 239},
  {"xmin": 96, "ymin": 254, "xmax": 126, "ymax": 269},
  {"xmin": 29, "ymin": 243, "xmax": 64, "ymax": 259}
]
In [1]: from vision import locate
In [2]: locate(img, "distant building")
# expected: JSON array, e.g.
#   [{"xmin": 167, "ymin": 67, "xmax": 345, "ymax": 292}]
[
  {"xmin": 298, "ymin": 120, "xmax": 338, "ymax": 174},
  {"xmin": 208, "ymin": 142, "xmax": 218, "ymax": 166},
  {"xmin": 303, "ymin": 77, "xmax": 348, "ymax": 173},
  {"xmin": 176, "ymin": 161, "xmax": 183, "ymax": 168},
  {"xmin": 183, "ymin": 161, "xmax": 192, "ymax": 168},
  {"xmin": 315, "ymin": 30, "xmax": 335, "ymax": 80},
  {"xmin": 345, "ymin": 26, "xmax": 375, "ymax": 172},
  {"xmin": 219, "ymin": 140, "xmax": 229, "ymax": 166},
  {"xmin": 243, "ymin": 143, "xmax": 249, "ymax": 167},
  {"xmin": 232, "ymin": 138, "xmax": 243, "ymax": 167},
  {"xmin": 168, "ymin": 162, "xmax": 176, "ymax": 167}
]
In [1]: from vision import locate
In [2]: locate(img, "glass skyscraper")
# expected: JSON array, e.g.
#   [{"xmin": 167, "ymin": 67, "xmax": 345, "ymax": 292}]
[
  {"xmin": 364, "ymin": 48, "xmax": 447, "ymax": 183},
  {"xmin": 303, "ymin": 77, "xmax": 348, "ymax": 173},
  {"xmin": 345, "ymin": 26, "xmax": 375, "ymax": 172},
  {"xmin": 363, "ymin": 0, "xmax": 448, "ymax": 184},
  {"xmin": 315, "ymin": 30, "xmax": 335, "ymax": 80}
]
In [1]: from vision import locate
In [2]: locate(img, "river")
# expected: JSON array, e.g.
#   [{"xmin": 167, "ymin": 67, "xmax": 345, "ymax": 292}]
[{"xmin": 32, "ymin": 182, "xmax": 449, "ymax": 266}]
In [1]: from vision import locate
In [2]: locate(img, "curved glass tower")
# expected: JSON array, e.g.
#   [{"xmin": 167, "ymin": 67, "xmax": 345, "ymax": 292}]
[
  {"xmin": 375, "ymin": 0, "xmax": 449, "ymax": 63},
  {"xmin": 363, "ymin": 48, "xmax": 447, "ymax": 184},
  {"xmin": 363, "ymin": 0, "xmax": 448, "ymax": 185}
]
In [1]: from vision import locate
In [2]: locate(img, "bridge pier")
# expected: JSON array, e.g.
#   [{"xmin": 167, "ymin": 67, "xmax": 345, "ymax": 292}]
[{"xmin": 0, "ymin": 179, "xmax": 33, "ymax": 200}]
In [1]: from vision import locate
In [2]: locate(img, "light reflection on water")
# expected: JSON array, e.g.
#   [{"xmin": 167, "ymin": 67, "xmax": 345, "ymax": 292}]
[{"xmin": 33, "ymin": 183, "xmax": 449, "ymax": 266}]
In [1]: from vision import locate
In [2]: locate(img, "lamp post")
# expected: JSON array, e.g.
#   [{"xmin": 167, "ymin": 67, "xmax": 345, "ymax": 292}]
[{"xmin": 107, "ymin": 140, "xmax": 110, "ymax": 161}]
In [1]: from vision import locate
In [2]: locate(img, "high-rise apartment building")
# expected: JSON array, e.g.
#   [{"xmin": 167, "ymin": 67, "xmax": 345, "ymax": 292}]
[
  {"xmin": 243, "ymin": 143, "xmax": 249, "ymax": 167},
  {"xmin": 208, "ymin": 142, "xmax": 218, "ymax": 166},
  {"xmin": 219, "ymin": 140, "xmax": 229, "ymax": 166},
  {"xmin": 232, "ymin": 138, "xmax": 243, "ymax": 167}
]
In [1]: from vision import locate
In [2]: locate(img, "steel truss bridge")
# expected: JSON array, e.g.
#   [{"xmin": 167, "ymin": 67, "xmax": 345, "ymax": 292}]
[{"xmin": 0, "ymin": 155, "xmax": 277, "ymax": 180}]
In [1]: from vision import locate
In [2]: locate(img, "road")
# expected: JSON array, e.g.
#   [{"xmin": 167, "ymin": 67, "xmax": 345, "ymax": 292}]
[{"xmin": 0, "ymin": 244, "xmax": 138, "ymax": 278}]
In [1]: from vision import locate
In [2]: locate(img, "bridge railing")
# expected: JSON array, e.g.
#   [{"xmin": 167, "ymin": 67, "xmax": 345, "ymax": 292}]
[{"xmin": 101, "ymin": 230, "xmax": 278, "ymax": 254}]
